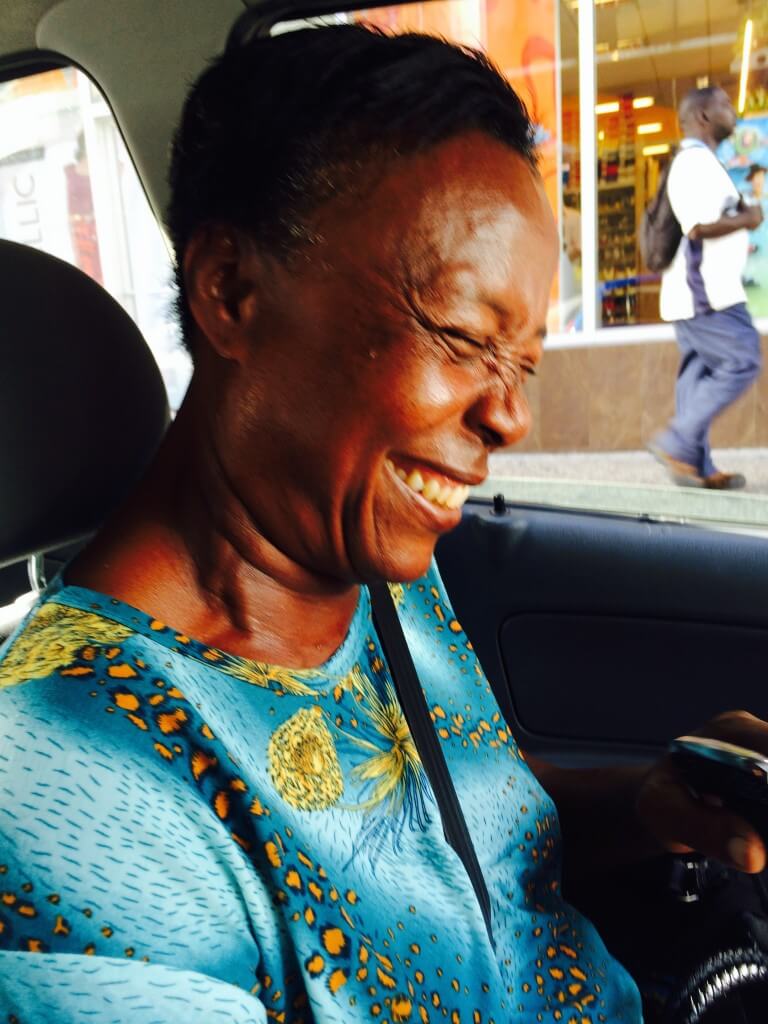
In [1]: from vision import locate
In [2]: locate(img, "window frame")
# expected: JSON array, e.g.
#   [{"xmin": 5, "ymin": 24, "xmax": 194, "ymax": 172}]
[
  {"xmin": 0, "ymin": 48, "xmax": 67, "ymax": 85},
  {"xmin": 0, "ymin": 48, "xmax": 169, "ymax": 257},
  {"xmin": 0, "ymin": 52, "xmax": 191, "ymax": 409}
]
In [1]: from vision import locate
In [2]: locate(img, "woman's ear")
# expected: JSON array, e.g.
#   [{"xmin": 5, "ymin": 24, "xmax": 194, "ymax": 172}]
[{"xmin": 184, "ymin": 225, "xmax": 261, "ymax": 362}]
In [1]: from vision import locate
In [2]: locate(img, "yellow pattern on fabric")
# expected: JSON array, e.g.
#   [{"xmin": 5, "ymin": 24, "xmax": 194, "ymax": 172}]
[
  {"xmin": 0, "ymin": 603, "xmax": 133, "ymax": 687},
  {"xmin": 218, "ymin": 655, "xmax": 321, "ymax": 697},
  {"xmin": 268, "ymin": 706, "xmax": 344, "ymax": 810},
  {"xmin": 341, "ymin": 666, "xmax": 424, "ymax": 817}
]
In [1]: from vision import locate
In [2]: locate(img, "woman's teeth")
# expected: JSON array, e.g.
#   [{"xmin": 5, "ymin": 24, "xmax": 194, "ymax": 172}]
[{"xmin": 386, "ymin": 460, "xmax": 470, "ymax": 510}]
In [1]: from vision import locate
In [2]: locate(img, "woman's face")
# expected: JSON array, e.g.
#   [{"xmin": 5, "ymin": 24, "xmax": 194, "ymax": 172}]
[{"xmin": 200, "ymin": 132, "xmax": 558, "ymax": 584}]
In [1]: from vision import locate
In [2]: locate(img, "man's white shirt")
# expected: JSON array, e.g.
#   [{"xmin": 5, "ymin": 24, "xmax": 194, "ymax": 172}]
[{"xmin": 660, "ymin": 139, "xmax": 749, "ymax": 321}]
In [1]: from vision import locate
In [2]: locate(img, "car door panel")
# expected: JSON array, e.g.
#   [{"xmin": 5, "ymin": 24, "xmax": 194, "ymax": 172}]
[{"xmin": 437, "ymin": 500, "xmax": 768, "ymax": 766}]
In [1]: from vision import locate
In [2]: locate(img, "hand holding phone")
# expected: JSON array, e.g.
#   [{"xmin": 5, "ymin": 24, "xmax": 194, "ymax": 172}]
[{"xmin": 669, "ymin": 736, "xmax": 768, "ymax": 846}]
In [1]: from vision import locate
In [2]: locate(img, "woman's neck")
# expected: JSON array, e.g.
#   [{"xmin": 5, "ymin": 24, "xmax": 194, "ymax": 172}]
[{"xmin": 67, "ymin": 399, "xmax": 360, "ymax": 669}]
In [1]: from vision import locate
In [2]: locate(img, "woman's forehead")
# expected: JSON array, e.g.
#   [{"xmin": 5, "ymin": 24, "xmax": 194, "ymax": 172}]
[{"xmin": 321, "ymin": 134, "xmax": 557, "ymax": 285}]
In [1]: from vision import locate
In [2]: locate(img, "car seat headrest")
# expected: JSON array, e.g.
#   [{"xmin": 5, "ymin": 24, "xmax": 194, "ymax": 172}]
[{"xmin": 0, "ymin": 239, "xmax": 170, "ymax": 569}]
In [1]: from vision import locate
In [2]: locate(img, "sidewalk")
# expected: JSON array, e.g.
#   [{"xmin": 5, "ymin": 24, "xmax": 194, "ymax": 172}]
[
  {"xmin": 489, "ymin": 448, "xmax": 768, "ymax": 493},
  {"xmin": 483, "ymin": 448, "xmax": 768, "ymax": 531}
]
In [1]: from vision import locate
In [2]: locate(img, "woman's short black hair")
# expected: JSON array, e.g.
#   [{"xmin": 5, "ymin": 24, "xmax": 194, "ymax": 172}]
[{"xmin": 167, "ymin": 21, "xmax": 537, "ymax": 351}]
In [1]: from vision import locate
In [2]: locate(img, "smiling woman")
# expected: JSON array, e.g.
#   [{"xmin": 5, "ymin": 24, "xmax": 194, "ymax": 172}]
[
  {"xmin": 3, "ymin": 15, "xmax": 766, "ymax": 1024},
  {"xmin": 158, "ymin": 24, "xmax": 558, "ymax": 596},
  {"xmin": 175, "ymin": 130, "xmax": 557, "ymax": 589}
]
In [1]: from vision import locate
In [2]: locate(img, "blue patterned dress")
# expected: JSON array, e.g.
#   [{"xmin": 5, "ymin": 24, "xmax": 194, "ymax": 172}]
[{"xmin": 0, "ymin": 564, "xmax": 642, "ymax": 1022}]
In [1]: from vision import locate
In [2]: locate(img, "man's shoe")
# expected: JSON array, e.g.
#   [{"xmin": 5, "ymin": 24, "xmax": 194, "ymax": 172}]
[
  {"xmin": 647, "ymin": 441, "xmax": 704, "ymax": 488},
  {"xmin": 703, "ymin": 471, "xmax": 746, "ymax": 490}
]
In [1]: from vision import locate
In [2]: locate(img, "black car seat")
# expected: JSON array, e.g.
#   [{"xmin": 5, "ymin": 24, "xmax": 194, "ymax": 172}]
[{"xmin": 0, "ymin": 239, "xmax": 170, "ymax": 630}]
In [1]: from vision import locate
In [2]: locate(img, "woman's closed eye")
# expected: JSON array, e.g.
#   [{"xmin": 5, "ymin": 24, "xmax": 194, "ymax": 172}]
[
  {"xmin": 439, "ymin": 326, "xmax": 489, "ymax": 351},
  {"xmin": 440, "ymin": 327, "xmax": 538, "ymax": 381}
]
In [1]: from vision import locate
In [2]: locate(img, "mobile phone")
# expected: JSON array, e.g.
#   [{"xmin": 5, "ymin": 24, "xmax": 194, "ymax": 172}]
[{"xmin": 669, "ymin": 736, "xmax": 768, "ymax": 844}]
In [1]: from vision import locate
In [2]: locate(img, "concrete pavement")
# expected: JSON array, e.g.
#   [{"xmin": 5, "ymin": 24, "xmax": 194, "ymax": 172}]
[{"xmin": 482, "ymin": 448, "xmax": 768, "ymax": 531}]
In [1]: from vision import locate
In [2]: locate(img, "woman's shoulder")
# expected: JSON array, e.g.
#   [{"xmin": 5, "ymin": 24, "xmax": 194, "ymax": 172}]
[
  {"xmin": 0, "ymin": 592, "xmax": 136, "ymax": 690},
  {"xmin": 0, "ymin": 586, "xmax": 242, "ymax": 863},
  {"xmin": 0, "ymin": 585, "xmax": 207, "ymax": 770}
]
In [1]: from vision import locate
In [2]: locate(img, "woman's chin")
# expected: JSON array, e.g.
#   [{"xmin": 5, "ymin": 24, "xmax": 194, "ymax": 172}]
[{"xmin": 364, "ymin": 540, "xmax": 437, "ymax": 585}]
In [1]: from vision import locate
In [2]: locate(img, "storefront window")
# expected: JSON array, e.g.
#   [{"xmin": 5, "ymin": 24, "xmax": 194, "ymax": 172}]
[
  {"xmin": 594, "ymin": 0, "xmax": 768, "ymax": 329},
  {"xmin": 349, "ymin": 0, "xmax": 766, "ymax": 341},
  {"xmin": 720, "ymin": 109, "xmax": 768, "ymax": 319}
]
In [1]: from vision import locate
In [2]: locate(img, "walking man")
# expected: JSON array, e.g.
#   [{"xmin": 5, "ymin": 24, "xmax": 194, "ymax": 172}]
[{"xmin": 651, "ymin": 87, "xmax": 764, "ymax": 489}]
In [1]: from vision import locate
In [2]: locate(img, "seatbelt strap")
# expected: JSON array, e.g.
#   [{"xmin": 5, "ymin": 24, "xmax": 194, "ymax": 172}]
[{"xmin": 369, "ymin": 581, "xmax": 494, "ymax": 947}]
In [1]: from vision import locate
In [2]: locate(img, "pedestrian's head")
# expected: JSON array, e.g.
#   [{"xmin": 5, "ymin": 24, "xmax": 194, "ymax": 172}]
[
  {"xmin": 164, "ymin": 21, "xmax": 558, "ymax": 586},
  {"xmin": 678, "ymin": 86, "xmax": 736, "ymax": 145}
]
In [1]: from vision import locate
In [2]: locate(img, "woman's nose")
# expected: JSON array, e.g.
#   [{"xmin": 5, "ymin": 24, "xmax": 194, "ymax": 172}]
[{"xmin": 465, "ymin": 384, "xmax": 532, "ymax": 450}]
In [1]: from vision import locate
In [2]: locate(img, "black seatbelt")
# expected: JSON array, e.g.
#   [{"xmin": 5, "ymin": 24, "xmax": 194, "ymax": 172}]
[{"xmin": 369, "ymin": 581, "xmax": 494, "ymax": 947}]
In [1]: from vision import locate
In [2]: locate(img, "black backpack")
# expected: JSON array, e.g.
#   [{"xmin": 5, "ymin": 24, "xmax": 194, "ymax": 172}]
[{"xmin": 640, "ymin": 153, "xmax": 682, "ymax": 272}]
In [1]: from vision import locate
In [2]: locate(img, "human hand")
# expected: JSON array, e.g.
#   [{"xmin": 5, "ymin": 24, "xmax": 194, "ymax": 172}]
[
  {"xmin": 635, "ymin": 711, "xmax": 768, "ymax": 873},
  {"xmin": 743, "ymin": 204, "xmax": 764, "ymax": 230}
]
